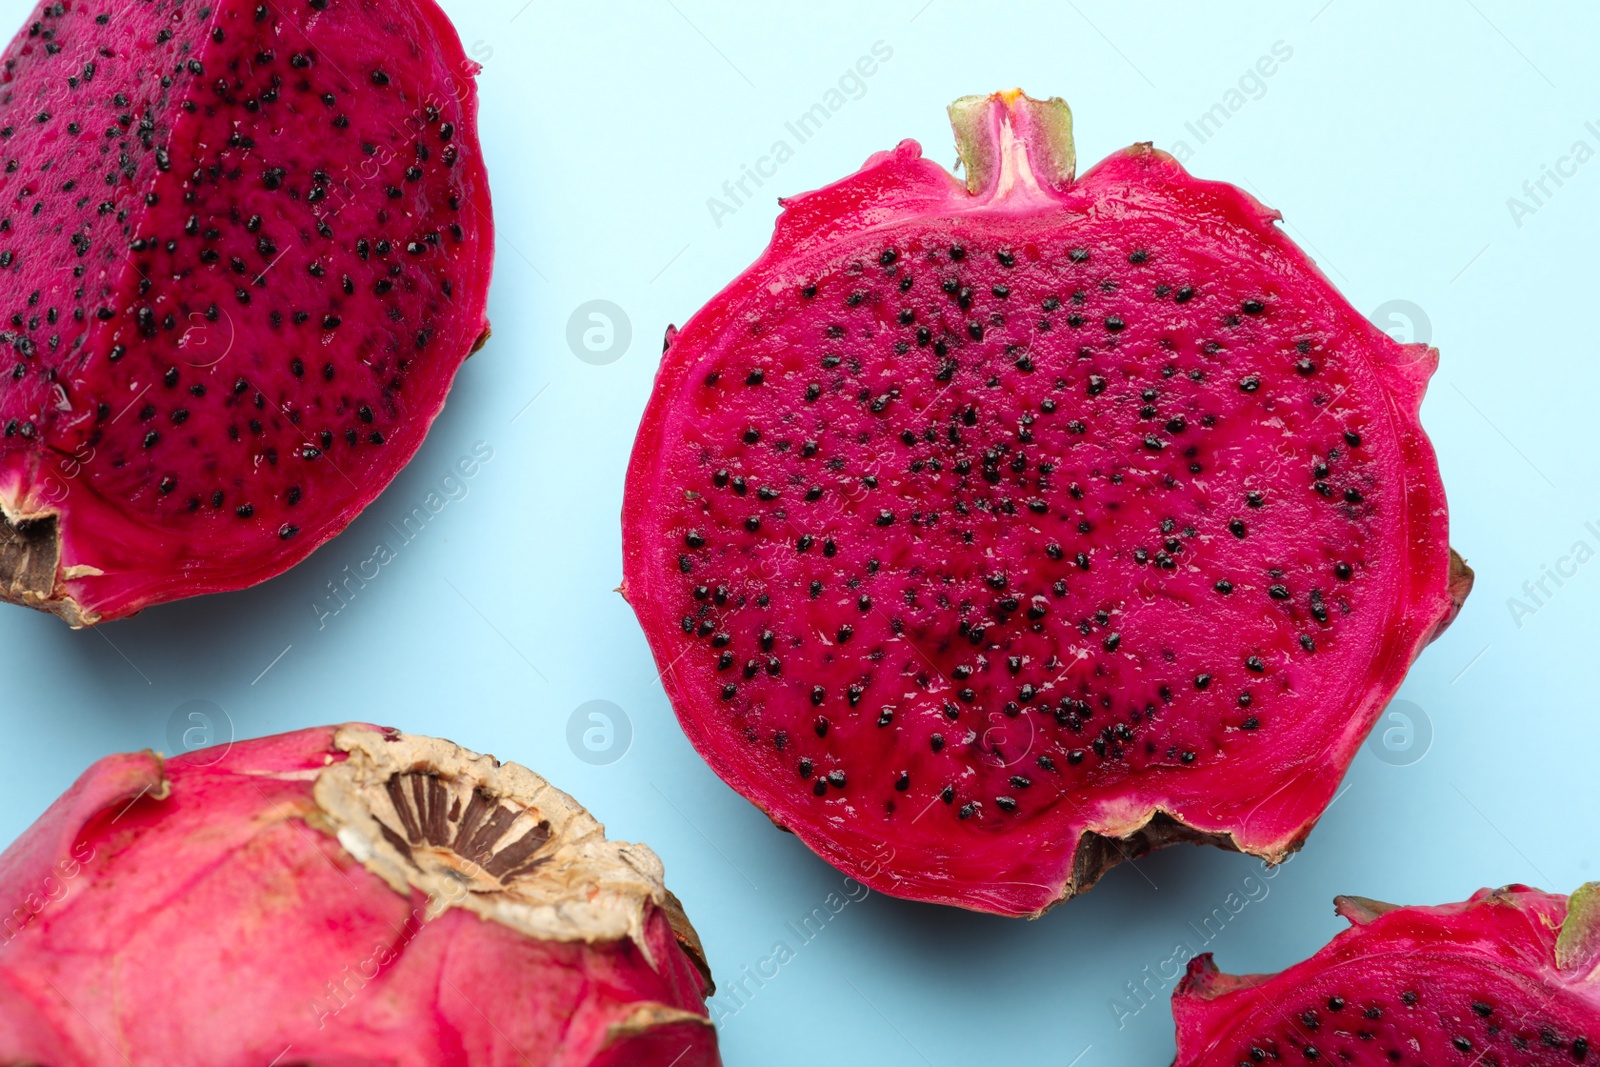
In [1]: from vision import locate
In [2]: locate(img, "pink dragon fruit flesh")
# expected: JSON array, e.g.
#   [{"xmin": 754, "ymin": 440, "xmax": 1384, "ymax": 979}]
[
  {"xmin": 1173, "ymin": 885, "xmax": 1600, "ymax": 1066},
  {"xmin": 0, "ymin": 724, "xmax": 721, "ymax": 1066},
  {"xmin": 0, "ymin": 0, "xmax": 493, "ymax": 625},
  {"xmin": 622, "ymin": 91, "xmax": 1471, "ymax": 916}
]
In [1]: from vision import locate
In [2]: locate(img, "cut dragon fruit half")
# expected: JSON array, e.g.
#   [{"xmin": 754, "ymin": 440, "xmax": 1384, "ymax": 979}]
[
  {"xmin": 0, "ymin": 0, "xmax": 494, "ymax": 625},
  {"xmin": 1173, "ymin": 885, "xmax": 1600, "ymax": 1066},
  {"xmin": 623, "ymin": 91, "xmax": 1470, "ymax": 916}
]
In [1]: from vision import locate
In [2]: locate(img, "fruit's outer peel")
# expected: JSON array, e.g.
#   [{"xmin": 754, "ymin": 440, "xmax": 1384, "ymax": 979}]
[{"xmin": 0, "ymin": 724, "xmax": 719, "ymax": 1066}]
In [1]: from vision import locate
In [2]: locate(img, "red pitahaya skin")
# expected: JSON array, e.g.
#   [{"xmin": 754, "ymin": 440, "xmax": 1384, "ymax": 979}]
[
  {"xmin": 1173, "ymin": 885, "xmax": 1600, "ymax": 1066},
  {"xmin": 0, "ymin": 0, "xmax": 493, "ymax": 626},
  {"xmin": 623, "ymin": 91, "xmax": 1471, "ymax": 916},
  {"xmin": 0, "ymin": 725, "xmax": 720, "ymax": 1066}
]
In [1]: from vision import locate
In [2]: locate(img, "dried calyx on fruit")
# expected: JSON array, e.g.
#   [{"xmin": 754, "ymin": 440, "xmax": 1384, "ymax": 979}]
[
  {"xmin": 0, "ymin": 725, "xmax": 720, "ymax": 1066},
  {"xmin": 1173, "ymin": 885, "xmax": 1600, "ymax": 1066},
  {"xmin": 623, "ymin": 90, "xmax": 1470, "ymax": 916},
  {"xmin": 0, "ymin": 0, "xmax": 494, "ymax": 625}
]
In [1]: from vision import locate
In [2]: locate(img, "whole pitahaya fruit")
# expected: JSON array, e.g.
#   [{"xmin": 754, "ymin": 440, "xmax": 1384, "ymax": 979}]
[
  {"xmin": 622, "ymin": 90, "xmax": 1471, "ymax": 916},
  {"xmin": 0, "ymin": 724, "xmax": 720, "ymax": 1066},
  {"xmin": 0, "ymin": 0, "xmax": 493, "ymax": 625},
  {"xmin": 1173, "ymin": 885, "xmax": 1600, "ymax": 1066}
]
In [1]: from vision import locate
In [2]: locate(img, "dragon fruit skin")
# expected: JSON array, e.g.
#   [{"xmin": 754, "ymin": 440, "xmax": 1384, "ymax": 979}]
[
  {"xmin": 0, "ymin": 0, "xmax": 493, "ymax": 626},
  {"xmin": 1173, "ymin": 885, "xmax": 1600, "ymax": 1066},
  {"xmin": 0, "ymin": 725, "xmax": 720, "ymax": 1067},
  {"xmin": 623, "ymin": 91, "xmax": 1470, "ymax": 916}
]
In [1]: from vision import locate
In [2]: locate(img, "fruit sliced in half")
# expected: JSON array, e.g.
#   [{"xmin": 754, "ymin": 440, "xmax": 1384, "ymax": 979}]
[
  {"xmin": 623, "ymin": 90, "xmax": 1469, "ymax": 916},
  {"xmin": 0, "ymin": 0, "xmax": 494, "ymax": 625},
  {"xmin": 0, "ymin": 724, "xmax": 720, "ymax": 1065},
  {"xmin": 1173, "ymin": 885, "xmax": 1600, "ymax": 1066}
]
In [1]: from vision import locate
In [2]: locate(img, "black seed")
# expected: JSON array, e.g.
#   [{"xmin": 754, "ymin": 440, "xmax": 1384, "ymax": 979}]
[
  {"xmin": 236, "ymin": 504, "xmax": 254, "ymax": 518},
  {"xmin": 1245, "ymin": 656, "xmax": 1265, "ymax": 673},
  {"xmin": 1215, "ymin": 580, "xmax": 1234, "ymax": 594},
  {"xmin": 1195, "ymin": 673, "xmax": 1211, "ymax": 690},
  {"xmin": 1229, "ymin": 519, "xmax": 1246, "ymax": 538}
]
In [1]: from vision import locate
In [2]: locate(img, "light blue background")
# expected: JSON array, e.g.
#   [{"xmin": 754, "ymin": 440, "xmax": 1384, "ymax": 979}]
[{"xmin": 1, "ymin": 2, "xmax": 1596, "ymax": 1063}]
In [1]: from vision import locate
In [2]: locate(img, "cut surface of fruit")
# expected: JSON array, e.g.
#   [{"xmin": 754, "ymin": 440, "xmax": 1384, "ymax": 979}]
[
  {"xmin": 0, "ymin": 0, "xmax": 493, "ymax": 625},
  {"xmin": 623, "ymin": 90, "xmax": 1467, "ymax": 915},
  {"xmin": 1173, "ymin": 885, "xmax": 1600, "ymax": 1067}
]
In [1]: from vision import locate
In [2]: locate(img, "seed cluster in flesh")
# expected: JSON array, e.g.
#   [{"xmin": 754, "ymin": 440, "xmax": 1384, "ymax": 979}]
[
  {"xmin": 1216, "ymin": 968, "xmax": 1593, "ymax": 1065},
  {"xmin": 648, "ymin": 216, "xmax": 1405, "ymax": 837},
  {"xmin": 0, "ymin": 0, "xmax": 485, "ymax": 549}
]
